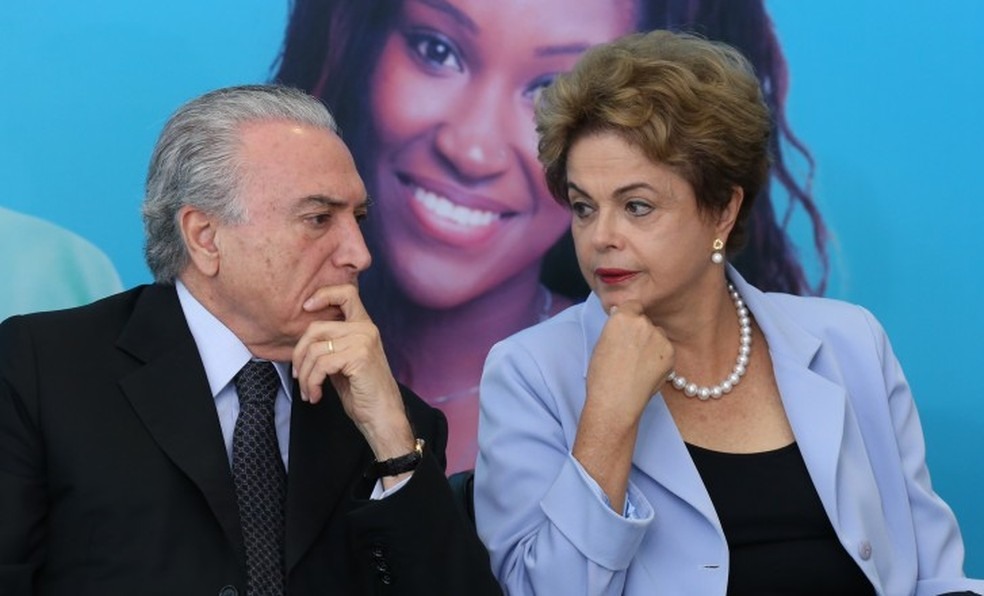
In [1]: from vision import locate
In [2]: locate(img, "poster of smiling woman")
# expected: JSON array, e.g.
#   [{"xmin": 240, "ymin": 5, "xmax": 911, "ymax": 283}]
[{"xmin": 274, "ymin": 0, "xmax": 829, "ymax": 473}]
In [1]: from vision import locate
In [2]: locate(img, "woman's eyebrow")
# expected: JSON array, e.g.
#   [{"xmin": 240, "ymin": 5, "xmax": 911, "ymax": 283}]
[
  {"xmin": 535, "ymin": 43, "xmax": 592, "ymax": 58},
  {"xmin": 567, "ymin": 181, "xmax": 658, "ymax": 198},
  {"xmin": 415, "ymin": 0, "xmax": 477, "ymax": 32}
]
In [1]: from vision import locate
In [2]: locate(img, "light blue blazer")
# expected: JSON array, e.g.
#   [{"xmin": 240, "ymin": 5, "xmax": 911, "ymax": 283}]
[{"xmin": 475, "ymin": 267, "xmax": 983, "ymax": 595}]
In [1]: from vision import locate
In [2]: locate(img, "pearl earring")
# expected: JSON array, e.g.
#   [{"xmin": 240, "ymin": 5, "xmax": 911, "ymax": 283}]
[{"xmin": 711, "ymin": 238, "xmax": 725, "ymax": 264}]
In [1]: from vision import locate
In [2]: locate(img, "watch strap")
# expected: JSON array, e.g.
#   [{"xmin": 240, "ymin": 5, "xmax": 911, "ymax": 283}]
[{"xmin": 372, "ymin": 438, "xmax": 425, "ymax": 478}]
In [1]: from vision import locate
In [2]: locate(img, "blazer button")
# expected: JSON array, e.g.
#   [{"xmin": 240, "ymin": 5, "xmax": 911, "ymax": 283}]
[
  {"xmin": 218, "ymin": 586, "xmax": 239, "ymax": 596},
  {"xmin": 858, "ymin": 540, "xmax": 872, "ymax": 561}
]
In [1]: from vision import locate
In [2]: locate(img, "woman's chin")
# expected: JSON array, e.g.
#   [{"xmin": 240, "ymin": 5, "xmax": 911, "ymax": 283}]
[
  {"xmin": 392, "ymin": 265, "xmax": 535, "ymax": 312},
  {"xmin": 598, "ymin": 294, "xmax": 630, "ymax": 316},
  {"xmin": 392, "ymin": 273, "xmax": 484, "ymax": 311}
]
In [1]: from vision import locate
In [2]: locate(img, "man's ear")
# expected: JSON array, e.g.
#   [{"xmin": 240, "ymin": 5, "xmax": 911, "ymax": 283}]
[
  {"xmin": 179, "ymin": 206, "xmax": 220, "ymax": 277},
  {"xmin": 716, "ymin": 186, "xmax": 744, "ymax": 240}
]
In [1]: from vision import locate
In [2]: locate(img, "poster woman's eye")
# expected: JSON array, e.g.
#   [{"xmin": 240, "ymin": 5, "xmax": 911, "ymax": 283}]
[
  {"xmin": 406, "ymin": 30, "xmax": 463, "ymax": 73},
  {"xmin": 524, "ymin": 73, "xmax": 558, "ymax": 103}
]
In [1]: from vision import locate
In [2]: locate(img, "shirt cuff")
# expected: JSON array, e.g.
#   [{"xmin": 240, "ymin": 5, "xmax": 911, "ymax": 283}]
[
  {"xmin": 569, "ymin": 455, "xmax": 638, "ymax": 517},
  {"xmin": 369, "ymin": 473, "xmax": 413, "ymax": 500}
]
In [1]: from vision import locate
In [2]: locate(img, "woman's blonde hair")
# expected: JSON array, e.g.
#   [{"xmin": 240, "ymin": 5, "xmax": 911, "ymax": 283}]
[{"xmin": 536, "ymin": 30, "xmax": 771, "ymax": 252}]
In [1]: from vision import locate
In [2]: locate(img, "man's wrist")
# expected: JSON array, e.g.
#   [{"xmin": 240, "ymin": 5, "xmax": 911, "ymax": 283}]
[
  {"xmin": 359, "ymin": 409, "xmax": 416, "ymax": 461},
  {"xmin": 371, "ymin": 438, "xmax": 425, "ymax": 478}
]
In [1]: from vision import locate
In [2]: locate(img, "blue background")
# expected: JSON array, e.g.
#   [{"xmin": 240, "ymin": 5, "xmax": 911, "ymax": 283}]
[
  {"xmin": 768, "ymin": 1, "xmax": 984, "ymax": 576},
  {"xmin": 2, "ymin": 0, "xmax": 982, "ymax": 575}
]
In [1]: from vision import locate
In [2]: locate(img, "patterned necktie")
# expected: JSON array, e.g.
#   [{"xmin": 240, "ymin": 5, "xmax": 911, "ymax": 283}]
[{"xmin": 232, "ymin": 360, "xmax": 286, "ymax": 596}]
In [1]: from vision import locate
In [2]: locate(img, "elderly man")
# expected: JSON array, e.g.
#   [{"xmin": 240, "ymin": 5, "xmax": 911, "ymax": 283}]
[{"xmin": 0, "ymin": 85, "xmax": 500, "ymax": 595}]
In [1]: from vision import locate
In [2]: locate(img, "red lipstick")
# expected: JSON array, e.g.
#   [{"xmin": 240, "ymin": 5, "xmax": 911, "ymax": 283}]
[{"xmin": 595, "ymin": 268, "xmax": 637, "ymax": 284}]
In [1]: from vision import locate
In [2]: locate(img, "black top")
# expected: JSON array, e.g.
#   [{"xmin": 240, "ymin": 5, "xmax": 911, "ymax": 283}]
[{"xmin": 687, "ymin": 442, "xmax": 874, "ymax": 596}]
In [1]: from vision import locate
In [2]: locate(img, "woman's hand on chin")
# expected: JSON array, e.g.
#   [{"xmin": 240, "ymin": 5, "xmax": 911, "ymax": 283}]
[{"xmin": 587, "ymin": 300, "xmax": 674, "ymax": 424}]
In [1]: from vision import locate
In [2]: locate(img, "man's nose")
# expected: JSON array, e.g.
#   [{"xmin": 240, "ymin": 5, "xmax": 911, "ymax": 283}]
[{"xmin": 332, "ymin": 214, "xmax": 372, "ymax": 274}]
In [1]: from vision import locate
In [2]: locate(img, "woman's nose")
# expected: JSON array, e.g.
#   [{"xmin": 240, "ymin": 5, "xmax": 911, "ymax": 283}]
[
  {"xmin": 434, "ymin": 82, "xmax": 513, "ymax": 182},
  {"xmin": 591, "ymin": 210, "xmax": 622, "ymax": 251}
]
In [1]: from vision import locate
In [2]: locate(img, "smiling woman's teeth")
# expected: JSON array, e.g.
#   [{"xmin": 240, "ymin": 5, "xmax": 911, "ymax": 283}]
[{"xmin": 414, "ymin": 186, "xmax": 500, "ymax": 227}]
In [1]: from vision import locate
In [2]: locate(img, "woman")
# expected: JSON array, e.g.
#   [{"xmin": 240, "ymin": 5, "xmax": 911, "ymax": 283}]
[
  {"xmin": 474, "ymin": 31, "xmax": 983, "ymax": 595},
  {"xmin": 274, "ymin": 0, "xmax": 829, "ymax": 473}
]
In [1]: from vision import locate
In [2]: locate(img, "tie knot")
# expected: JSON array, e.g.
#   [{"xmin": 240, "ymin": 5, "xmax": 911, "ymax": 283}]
[{"xmin": 234, "ymin": 360, "xmax": 280, "ymax": 407}]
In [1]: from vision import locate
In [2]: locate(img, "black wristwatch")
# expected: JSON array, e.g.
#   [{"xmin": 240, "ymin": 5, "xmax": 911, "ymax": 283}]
[{"xmin": 372, "ymin": 438, "xmax": 425, "ymax": 478}]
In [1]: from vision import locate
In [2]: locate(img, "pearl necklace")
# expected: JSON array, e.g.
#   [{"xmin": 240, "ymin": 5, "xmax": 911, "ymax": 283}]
[{"xmin": 667, "ymin": 283, "xmax": 751, "ymax": 401}]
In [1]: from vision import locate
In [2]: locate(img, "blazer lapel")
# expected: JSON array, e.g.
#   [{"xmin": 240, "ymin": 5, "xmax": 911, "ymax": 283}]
[
  {"xmin": 731, "ymin": 268, "xmax": 847, "ymax": 530},
  {"xmin": 771, "ymin": 354, "xmax": 846, "ymax": 525},
  {"xmin": 633, "ymin": 395, "xmax": 721, "ymax": 529},
  {"xmin": 734, "ymin": 269, "xmax": 891, "ymax": 588},
  {"xmin": 116, "ymin": 285, "xmax": 244, "ymax": 556},
  {"xmin": 284, "ymin": 381, "xmax": 370, "ymax": 573}
]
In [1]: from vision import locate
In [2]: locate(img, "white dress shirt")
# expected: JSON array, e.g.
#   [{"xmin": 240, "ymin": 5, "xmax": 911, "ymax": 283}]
[{"xmin": 176, "ymin": 280, "xmax": 405, "ymax": 498}]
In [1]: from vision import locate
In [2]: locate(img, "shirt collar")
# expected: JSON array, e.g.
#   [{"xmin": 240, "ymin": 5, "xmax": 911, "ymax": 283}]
[{"xmin": 175, "ymin": 280, "xmax": 293, "ymax": 400}]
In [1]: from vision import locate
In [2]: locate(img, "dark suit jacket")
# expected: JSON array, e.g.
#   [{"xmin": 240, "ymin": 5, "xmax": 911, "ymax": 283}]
[{"xmin": 0, "ymin": 284, "xmax": 501, "ymax": 595}]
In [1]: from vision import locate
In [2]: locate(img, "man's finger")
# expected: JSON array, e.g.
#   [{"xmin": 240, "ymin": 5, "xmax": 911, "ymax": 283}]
[{"xmin": 303, "ymin": 284, "xmax": 368, "ymax": 321}]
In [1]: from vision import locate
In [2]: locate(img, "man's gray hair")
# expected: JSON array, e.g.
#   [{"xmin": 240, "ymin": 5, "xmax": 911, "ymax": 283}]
[{"xmin": 142, "ymin": 84, "xmax": 338, "ymax": 283}]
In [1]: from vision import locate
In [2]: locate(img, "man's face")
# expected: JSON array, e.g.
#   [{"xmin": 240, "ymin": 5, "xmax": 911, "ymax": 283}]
[{"xmin": 205, "ymin": 120, "xmax": 371, "ymax": 356}]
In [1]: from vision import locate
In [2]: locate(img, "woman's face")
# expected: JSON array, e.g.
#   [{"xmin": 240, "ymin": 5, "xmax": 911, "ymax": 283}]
[
  {"xmin": 368, "ymin": 0, "xmax": 636, "ymax": 308},
  {"xmin": 567, "ymin": 131, "xmax": 734, "ymax": 317}
]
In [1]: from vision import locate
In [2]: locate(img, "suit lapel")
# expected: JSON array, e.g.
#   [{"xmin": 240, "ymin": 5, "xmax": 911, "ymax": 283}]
[
  {"xmin": 633, "ymin": 395, "xmax": 721, "ymax": 528},
  {"xmin": 771, "ymin": 354, "xmax": 846, "ymax": 524},
  {"xmin": 284, "ymin": 381, "xmax": 370, "ymax": 573},
  {"xmin": 732, "ymin": 269, "xmax": 848, "ymax": 529},
  {"xmin": 116, "ymin": 285, "xmax": 244, "ymax": 557},
  {"xmin": 735, "ymin": 270, "xmax": 892, "ymax": 589}
]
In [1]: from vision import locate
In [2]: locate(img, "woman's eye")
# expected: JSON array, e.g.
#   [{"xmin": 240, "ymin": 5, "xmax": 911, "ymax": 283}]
[
  {"xmin": 570, "ymin": 200, "xmax": 594, "ymax": 218},
  {"xmin": 406, "ymin": 31, "xmax": 463, "ymax": 72},
  {"xmin": 524, "ymin": 74, "xmax": 557, "ymax": 102},
  {"xmin": 626, "ymin": 201, "xmax": 654, "ymax": 216}
]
